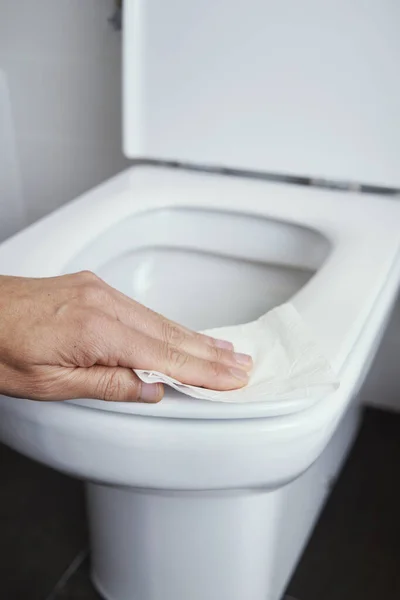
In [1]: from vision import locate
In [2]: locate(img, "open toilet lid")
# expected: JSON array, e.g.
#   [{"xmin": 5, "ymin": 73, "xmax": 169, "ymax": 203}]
[{"xmin": 123, "ymin": 0, "xmax": 400, "ymax": 189}]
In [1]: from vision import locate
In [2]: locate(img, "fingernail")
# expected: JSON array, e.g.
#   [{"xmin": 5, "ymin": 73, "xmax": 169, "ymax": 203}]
[
  {"xmin": 215, "ymin": 339, "xmax": 234, "ymax": 351},
  {"xmin": 234, "ymin": 352, "xmax": 253, "ymax": 367},
  {"xmin": 229, "ymin": 368, "xmax": 249, "ymax": 382},
  {"xmin": 139, "ymin": 383, "xmax": 163, "ymax": 403}
]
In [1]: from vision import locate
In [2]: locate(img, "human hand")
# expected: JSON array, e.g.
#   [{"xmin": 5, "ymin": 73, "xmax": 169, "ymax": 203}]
[{"xmin": 0, "ymin": 271, "xmax": 252, "ymax": 403}]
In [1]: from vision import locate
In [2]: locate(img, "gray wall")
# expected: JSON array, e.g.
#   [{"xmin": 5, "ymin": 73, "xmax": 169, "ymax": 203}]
[{"xmin": 0, "ymin": 0, "xmax": 129, "ymax": 230}]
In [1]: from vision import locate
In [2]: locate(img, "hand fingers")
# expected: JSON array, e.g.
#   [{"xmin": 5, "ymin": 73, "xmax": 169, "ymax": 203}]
[
  {"xmin": 49, "ymin": 365, "xmax": 164, "ymax": 403},
  {"xmin": 101, "ymin": 320, "xmax": 250, "ymax": 391},
  {"xmin": 66, "ymin": 272, "xmax": 252, "ymax": 388},
  {"xmin": 102, "ymin": 284, "xmax": 253, "ymax": 371},
  {"xmin": 159, "ymin": 325, "xmax": 253, "ymax": 372},
  {"xmin": 71, "ymin": 272, "xmax": 238, "ymax": 361}
]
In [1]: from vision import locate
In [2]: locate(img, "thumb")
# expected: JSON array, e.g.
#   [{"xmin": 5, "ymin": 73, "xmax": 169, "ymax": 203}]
[{"xmin": 67, "ymin": 365, "xmax": 164, "ymax": 403}]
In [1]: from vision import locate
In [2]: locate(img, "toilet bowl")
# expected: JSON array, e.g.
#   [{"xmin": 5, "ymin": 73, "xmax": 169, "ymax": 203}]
[
  {"xmin": 2, "ymin": 1, "xmax": 400, "ymax": 599},
  {"xmin": 0, "ymin": 165, "xmax": 399, "ymax": 600}
]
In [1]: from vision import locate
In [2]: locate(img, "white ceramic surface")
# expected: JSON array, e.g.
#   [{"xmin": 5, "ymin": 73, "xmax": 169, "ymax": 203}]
[
  {"xmin": 0, "ymin": 166, "xmax": 399, "ymax": 600},
  {"xmin": 124, "ymin": 0, "xmax": 400, "ymax": 188}
]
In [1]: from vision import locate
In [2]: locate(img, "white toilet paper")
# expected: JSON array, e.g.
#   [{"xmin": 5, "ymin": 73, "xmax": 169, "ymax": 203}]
[{"xmin": 134, "ymin": 303, "xmax": 339, "ymax": 404}]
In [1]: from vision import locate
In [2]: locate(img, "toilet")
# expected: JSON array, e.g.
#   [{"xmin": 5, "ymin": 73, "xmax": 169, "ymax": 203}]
[{"xmin": 1, "ymin": 2, "xmax": 400, "ymax": 600}]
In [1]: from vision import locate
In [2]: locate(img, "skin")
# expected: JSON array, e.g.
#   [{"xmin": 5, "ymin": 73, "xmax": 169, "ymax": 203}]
[{"xmin": 0, "ymin": 271, "xmax": 252, "ymax": 403}]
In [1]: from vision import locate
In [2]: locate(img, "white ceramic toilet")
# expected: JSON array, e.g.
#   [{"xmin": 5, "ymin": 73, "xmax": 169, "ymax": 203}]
[{"xmin": 1, "ymin": 2, "xmax": 400, "ymax": 600}]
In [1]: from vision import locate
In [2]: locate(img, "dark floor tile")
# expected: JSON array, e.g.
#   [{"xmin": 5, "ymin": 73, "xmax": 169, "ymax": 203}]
[
  {"xmin": 0, "ymin": 443, "xmax": 87, "ymax": 600},
  {"xmin": 3, "ymin": 407, "xmax": 400, "ymax": 600},
  {"xmin": 58, "ymin": 408, "xmax": 400, "ymax": 600},
  {"xmin": 286, "ymin": 407, "xmax": 400, "ymax": 600}
]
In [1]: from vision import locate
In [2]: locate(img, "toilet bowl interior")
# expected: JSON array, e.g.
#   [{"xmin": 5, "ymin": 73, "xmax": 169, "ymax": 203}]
[
  {"xmin": 64, "ymin": 207, "xmax": 330, "ymax": 331},
  {"xmin": 99, "ymin": 247, "xmax": 311, "ymax": 330}
]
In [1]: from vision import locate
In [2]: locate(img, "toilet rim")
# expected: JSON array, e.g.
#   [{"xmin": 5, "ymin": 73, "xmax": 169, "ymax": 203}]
[
  {"xmin": 0, "ymin": 259, "xmax": 397, "ymax": 493},
  {"xmin": 0, "ymin": 166, "xmax": 399, "ymax": 420},
  {"xmin": 66, "ymin": 253, "xmax": 398, "ymax": 420}
]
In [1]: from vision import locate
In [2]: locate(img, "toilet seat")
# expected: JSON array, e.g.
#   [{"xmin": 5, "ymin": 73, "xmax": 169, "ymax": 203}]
[{"xmin": 1, "ymin": 165, "xmax": 399, "ymax": 420}]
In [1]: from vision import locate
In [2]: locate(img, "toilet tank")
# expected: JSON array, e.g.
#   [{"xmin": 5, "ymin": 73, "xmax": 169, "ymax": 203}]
[{"xmin": 123, "ymin": 0, "xmax": 400, "ymax": 188}]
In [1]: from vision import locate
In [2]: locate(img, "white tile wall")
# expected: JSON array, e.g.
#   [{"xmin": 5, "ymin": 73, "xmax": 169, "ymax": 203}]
[{"xmin": 0, "ymin": 0, "xmax": 130, "ymax": 224}]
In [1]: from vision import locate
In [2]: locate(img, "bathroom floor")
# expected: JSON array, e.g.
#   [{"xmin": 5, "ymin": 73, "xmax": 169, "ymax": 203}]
[{"xmin": 1, "ymin": 407, "xmax": 400, "ymax": 600}]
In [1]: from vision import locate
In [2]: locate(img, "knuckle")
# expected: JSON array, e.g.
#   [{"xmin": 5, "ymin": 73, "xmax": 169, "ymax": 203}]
[
  {"xmin": 208, "ymin": 360, "xmax": 225, "ymax": 379},
  {"xmin": 76, "ymin": 270, "xmax": 99, "ymax": 283},
  {"xmin": 98, "ymin": 370, "xmax": 123, "ymax": 402},
  {"xmin": 73, "ymin": 344, "xmax": 97, "ymax": 368},
  {"xmin": 165, "ymin": 343, "xmax": 189, "ymax": 372},
  {"xmin": 78, "ymin": 282, "xmax": 104, "ymax": 305},
  {"xmin": 207, "ymin": 344, "xmax": 225, "ymax": 363},
  {"xmin": 98, "ymin": 370, "xmax": 140, "ymax": 402},
  {"xmin": 162, "ymin": 321, "xmax": 186, "ymax": 347}
]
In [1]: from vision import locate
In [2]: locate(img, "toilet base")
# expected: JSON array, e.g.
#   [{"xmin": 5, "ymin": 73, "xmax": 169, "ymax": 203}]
[
  {"xmin": 88, "ymin": 484, "xmax": 279, "ymax": 600},
  {"xmin": 86, "ymin": 401, "xmax": 360, "ymax": 600}
]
